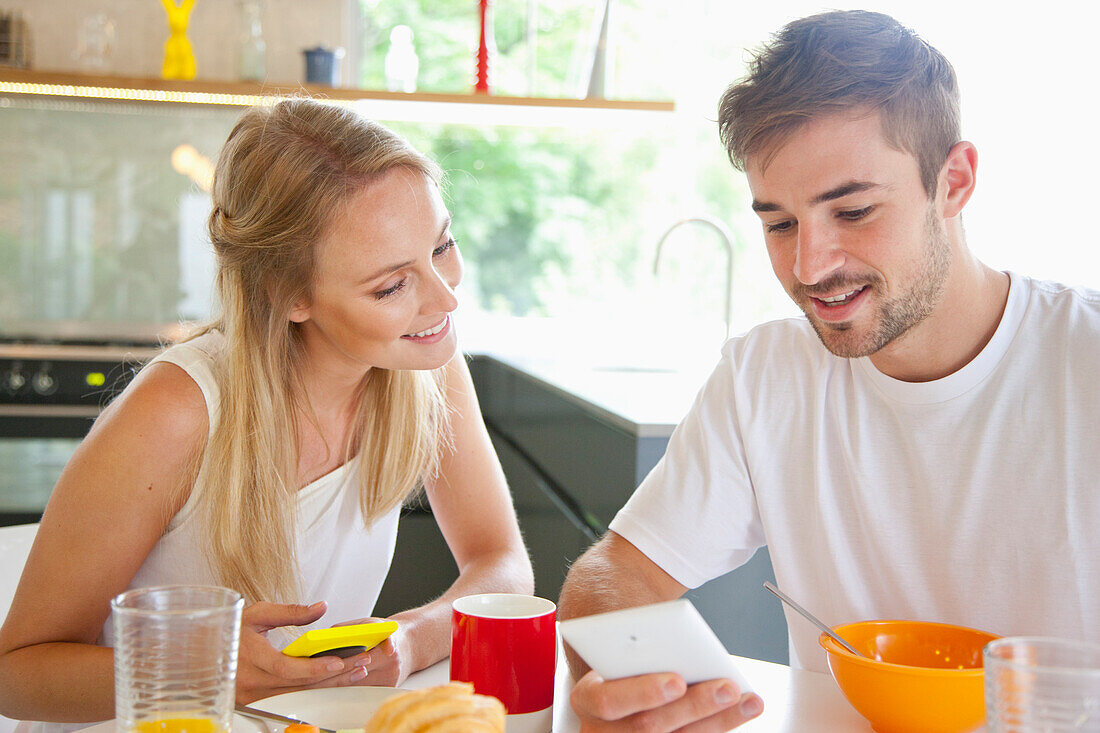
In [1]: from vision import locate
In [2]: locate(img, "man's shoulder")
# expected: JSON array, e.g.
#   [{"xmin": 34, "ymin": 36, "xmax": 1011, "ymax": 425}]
[
  {"xmin": 1022, "ymin": 274, "xmax": 1100, "ymax": 307},
  {"xmin": 724, "ymin": 315, "xmax": 827, "ymax": 365},
  {"xmin": 1016, "ymin": 273, "xmax": 1100, "ymax": 331}
]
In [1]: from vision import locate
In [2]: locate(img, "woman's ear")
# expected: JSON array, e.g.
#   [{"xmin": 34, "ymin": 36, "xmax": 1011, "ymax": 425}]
[
  {"xmin": 288, "ymin": 299, "xmax": 311, "ymax": 324},
  {"xmin": 939, "ymin": 141, "xmax": 978, "ymax": 218}
]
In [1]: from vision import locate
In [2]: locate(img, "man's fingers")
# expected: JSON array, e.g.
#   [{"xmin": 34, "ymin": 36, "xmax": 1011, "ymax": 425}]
[
  {"xmin": 572, "ymin": 673, "xmax": 760, "ymax": 733},
  {"xmin": 676, "ymin": 692, "xmax": 765, "ymax": 733},
  {"xmin": 616, "ymin": 679, "xmax": 743, "ymax": 732},
  {"xmin": 571, "ymin": 670, "xmax": 687, "ymax": 722}
]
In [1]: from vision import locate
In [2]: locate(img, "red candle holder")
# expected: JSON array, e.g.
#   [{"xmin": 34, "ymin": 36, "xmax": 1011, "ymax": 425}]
[{"xmin": 475, "ymin": 0, "xmax": 495, "ymax": 94}]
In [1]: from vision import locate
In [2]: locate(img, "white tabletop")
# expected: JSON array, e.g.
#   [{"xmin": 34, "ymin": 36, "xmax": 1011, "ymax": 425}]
[
  {"xmin": 84, "ymin": 653, "xmax": 870, "ymax": 733},
  {"xmin": 405, "ymin": 651, "xmax": 871, "ymax": 733}
]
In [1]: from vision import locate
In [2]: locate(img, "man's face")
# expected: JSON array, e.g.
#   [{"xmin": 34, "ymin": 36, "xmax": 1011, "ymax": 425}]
[{"xmin": 746, "ymin": 111, "xmax": 951, "ymax": 359}]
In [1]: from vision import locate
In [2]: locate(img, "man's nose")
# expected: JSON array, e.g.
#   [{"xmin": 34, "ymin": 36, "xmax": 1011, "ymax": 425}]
[{"xmin": 793, "ymin": 224, "xmax": 844, "ymax": 285}]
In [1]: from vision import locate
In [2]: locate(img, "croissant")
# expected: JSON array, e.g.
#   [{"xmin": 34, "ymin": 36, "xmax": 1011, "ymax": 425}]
[{"xmin": 363, "ymin": 682, "xmax": 506, "ymax": 733}]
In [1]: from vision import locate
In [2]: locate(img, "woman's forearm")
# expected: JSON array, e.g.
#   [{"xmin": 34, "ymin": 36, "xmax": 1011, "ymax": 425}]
[
  {"xmin": 0, "ymin": 642, "xmax": 115, "ymax": 722},
  {"xmin": 390, "ymin": 547, "xmax": 534, "ymax": 673}
]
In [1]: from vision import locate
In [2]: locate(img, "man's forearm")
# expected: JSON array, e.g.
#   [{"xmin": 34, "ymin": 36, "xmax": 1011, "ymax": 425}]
[{"xmin": 559, "ymin": 532, "xmax": 686, "ymax": 679}]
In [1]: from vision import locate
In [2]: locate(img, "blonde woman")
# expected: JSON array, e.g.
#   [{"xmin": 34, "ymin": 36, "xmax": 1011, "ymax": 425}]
[{"xmin": 0, "ymin": 98, "xmax": 534, "ymax": 728}]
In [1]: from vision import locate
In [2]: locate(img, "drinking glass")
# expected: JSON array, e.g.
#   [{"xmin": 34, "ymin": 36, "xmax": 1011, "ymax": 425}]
[
  {"xmin": 112, "ymin": 585, "xmax": 243, "ymax": 733},
  {"xmin": 985, "ymin": 636, "xmax": 1100, "ymax": 732}
]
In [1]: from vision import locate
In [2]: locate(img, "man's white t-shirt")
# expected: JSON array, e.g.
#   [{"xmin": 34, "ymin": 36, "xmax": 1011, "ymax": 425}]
[{"xmin": 609, "ymin": 272, "xmax": 1100, "ymax": 672}]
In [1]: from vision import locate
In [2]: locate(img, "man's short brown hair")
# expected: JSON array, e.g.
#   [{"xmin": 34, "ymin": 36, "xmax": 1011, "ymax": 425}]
[{"xmin": 718, "ymin": 10, "xmax": 960, "ymax": 197}]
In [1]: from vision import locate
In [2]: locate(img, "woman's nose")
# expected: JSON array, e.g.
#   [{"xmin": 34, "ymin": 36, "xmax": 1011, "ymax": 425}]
[{"xmin": 424, "ymin": 266, "xmax": 459, "ymax": 314}]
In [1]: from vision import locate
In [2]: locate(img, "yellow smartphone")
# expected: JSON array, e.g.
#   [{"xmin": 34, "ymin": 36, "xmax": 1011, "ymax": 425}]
[{"xmin": 282, "ymin": 620, "xmax": 398, "ymax": 659}]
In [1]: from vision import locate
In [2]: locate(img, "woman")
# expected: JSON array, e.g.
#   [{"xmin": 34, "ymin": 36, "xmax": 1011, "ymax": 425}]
[{"xmin": 0, "ymin": 98, "xmax": 533, "ymax": 727}]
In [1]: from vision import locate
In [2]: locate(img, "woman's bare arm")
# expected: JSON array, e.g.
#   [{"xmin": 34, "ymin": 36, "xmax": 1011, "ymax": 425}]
[
  {"xmin": 348, "ymin": 354, "xmax": 534, "ymax": 686},
  {"xmin": 0, "ymin": 362, "xmax": 207, "ymax": 721}
]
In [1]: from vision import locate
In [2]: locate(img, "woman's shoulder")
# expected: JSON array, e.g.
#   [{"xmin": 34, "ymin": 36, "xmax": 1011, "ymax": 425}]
[
  {"xmin": 92, "ymin": 351, "xmax": 210, "ymax": 456},
  {"xmin": 152, "ymin": 330, "xmax": 226, "ymax": 373}
]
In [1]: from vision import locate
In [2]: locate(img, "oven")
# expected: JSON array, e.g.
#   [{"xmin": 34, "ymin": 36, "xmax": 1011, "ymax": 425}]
[{"xmin": 0, "ymin": 325, "xmax": 165, "ymax": 526}]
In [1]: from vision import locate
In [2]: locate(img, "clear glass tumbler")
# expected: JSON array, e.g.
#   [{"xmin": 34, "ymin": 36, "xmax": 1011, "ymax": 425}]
[
  {"xmin": 985, "ymin": 636, "xmax": 1100, "ymax": 732},
  {"xmin": 112, "ymin": 585, "xmax": 244, "ymax": 733}
]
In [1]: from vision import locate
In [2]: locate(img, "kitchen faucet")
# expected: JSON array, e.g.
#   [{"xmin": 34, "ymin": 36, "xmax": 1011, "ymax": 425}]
[{"xmin": 653, "ymin": 215, "xmax": 735, "ymax": 338}]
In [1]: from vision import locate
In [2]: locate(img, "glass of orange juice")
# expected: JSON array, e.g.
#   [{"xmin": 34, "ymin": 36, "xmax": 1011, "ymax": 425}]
[{"xmin": 111, "ymin": 586, "xmax": 243, "ymax": 733}]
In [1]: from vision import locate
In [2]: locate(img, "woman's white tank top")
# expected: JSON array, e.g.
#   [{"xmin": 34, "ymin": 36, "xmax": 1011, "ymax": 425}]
[
  {"xmin": 120, "ymin": 332, "xmax": 401, "ymax": 647},
  {"xmin": 19, "ymin": 333, "xmax": 402, "ymax": 733}
]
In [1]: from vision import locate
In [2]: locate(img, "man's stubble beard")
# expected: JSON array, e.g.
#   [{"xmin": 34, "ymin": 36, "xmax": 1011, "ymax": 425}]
[{"xmin": 795, "ymin": 206, "xmax": 952, "ymax": 359}]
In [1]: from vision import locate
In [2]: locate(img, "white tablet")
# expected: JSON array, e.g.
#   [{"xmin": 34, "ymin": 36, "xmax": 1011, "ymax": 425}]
[{"xmin": 558, "ymin": 599, "xmax": 753, "ymax": 693}]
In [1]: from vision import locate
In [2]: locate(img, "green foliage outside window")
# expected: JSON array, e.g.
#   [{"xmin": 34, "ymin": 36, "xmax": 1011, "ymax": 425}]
[{"xmin": 355, "ymin": 1, "xmax": 746, "ymax": 323}]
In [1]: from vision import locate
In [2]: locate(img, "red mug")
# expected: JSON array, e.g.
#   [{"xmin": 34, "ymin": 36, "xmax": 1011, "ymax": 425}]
[{"xmin": 450, "ymin": 593, "xmax": 556, "ymax": 728}]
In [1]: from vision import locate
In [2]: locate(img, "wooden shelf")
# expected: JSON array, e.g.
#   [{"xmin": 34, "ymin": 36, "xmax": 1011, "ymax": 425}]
[{"xmin": 0, "ymin": 69, "xmax": 675, "ymax": 122}]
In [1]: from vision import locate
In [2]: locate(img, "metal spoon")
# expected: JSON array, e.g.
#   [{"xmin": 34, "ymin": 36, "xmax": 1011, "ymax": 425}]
[
  {"xmin": 763, "ymin": 581, "xmax": 867, "ymax": 658},
  {"xmin": 235, "ymin": 703, "xmax": 337, "ymax": 733}
]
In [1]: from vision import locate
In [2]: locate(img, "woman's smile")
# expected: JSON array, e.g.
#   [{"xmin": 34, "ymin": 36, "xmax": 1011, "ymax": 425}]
[{"xmin": 403, "ymin": 314, "xmax": 451, "ymax": 342}]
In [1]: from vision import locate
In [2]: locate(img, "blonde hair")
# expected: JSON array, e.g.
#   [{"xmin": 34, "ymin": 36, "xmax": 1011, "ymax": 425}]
[
  {"xmin": 718, "ymin": 10, "xmax": 960, "ymax": 197},
  {"xmin": 190, "ymin": 98, "xmax": 449, "ymax": 603}
]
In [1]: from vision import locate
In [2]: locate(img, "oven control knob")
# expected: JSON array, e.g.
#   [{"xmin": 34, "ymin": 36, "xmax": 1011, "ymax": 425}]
[
  {"xmin": 32, "ymin": 368, "xmax": 58, "ymax": 396},
  {"xmin": 3, "ymin": 368, "xmax": 26, "ymax": 394}
]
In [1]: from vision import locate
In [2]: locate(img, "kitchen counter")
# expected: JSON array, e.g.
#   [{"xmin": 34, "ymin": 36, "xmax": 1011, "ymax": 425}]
[
  {"xmin": 473, "ymin": 352, "xmax": 715, "ymax": 439},
  {"xmin": 460, "ymin": 311, "xmax": 725, "ymax": 439}
]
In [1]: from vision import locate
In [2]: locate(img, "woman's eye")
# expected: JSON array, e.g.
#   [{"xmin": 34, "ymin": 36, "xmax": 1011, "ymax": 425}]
[
  {"xmin": 766, "ymin": 220, "xmax": 794, "ymax": 234},
  {"xmin": 433, "ymin": 238, "xmax": 457, "ymax": 257},
  {"xmin": 838, "ymin": 205, "xmax": 874, "ymax": 221},
  {"xmin": 374, "ymin": 279, "xmax": 407, "ymax": 300}
]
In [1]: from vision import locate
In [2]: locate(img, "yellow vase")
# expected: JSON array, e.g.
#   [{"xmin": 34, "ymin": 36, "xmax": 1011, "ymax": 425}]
[{"xmin": 161, "ymin": 0, "xmax": 197, "ymax": 80}]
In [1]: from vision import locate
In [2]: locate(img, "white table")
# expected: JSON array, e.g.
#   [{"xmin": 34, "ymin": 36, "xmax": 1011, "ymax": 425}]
[
  {"xmin": 84, "ymin": 652, "xmax": 871, "ymax": 733},
  {"xmin": 406, "ymin": 650, "xmax": 871, "ymax": 732}
]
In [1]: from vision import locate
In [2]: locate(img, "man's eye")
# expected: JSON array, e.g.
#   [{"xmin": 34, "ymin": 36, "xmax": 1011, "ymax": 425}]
[
  {"xmin": 838, "ymin": 205, "xmax": 874, "ymax": 221},
  {"xmin": 766, "ymin": 220, "xmax": 794, "ymax": 234}
]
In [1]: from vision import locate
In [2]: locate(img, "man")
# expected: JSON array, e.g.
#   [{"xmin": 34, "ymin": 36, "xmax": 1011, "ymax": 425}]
[{"xmin": 559, "ymin": 9, "xmax": 1100, "ymax": 732}]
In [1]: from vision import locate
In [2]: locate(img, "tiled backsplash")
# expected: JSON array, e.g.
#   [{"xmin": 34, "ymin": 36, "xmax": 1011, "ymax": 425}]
[{"xmin": 0, "ymin": 95, "xmax": 238, "ymax": 326}]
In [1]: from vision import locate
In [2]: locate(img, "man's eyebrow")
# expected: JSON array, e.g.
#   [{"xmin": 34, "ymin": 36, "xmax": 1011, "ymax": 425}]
[
  {"xmin": 358, "ymin": 217, "xmax": 453, "ymax": 286},
  {"xmin": 751, "ymin": 181, "xmax": 882, "ymax": 213},
  {"xmin": 811, "ymin": 180, "xmax": 880, "ymax": 205}
]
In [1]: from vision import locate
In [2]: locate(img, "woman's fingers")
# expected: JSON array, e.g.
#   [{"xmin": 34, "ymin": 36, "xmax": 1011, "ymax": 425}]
[
  {"xmin": 234, "ymin": 600, "xmax": 383, "ymax": 703},
  {"xmin": 238, "ymin": 661, "xmax": 376, "ymax": 703},
  {"xmin": 242, "ymin": 600, "xmax": 327, "ymax": 633},
  {"xmin": 349, "ymin": 636, "xmax": 406, "ymax": 687}
]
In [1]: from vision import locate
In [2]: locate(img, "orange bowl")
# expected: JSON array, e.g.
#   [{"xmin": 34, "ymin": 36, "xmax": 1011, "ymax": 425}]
[{"xmin": 819, "ymin": 620, "xmax": 1000, "ymax": 733}]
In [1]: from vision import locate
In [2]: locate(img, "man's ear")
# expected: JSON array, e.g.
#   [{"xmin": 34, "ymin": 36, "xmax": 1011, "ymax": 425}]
[{"xmin": 939, "ymin": 141, "xmax": 978, "ymax": 218}]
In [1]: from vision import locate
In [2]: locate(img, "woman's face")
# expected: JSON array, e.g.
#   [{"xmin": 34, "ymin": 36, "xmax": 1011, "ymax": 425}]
[{"xmin": 291, "ymin": 166, "xmax": 462, "ymax": 375}]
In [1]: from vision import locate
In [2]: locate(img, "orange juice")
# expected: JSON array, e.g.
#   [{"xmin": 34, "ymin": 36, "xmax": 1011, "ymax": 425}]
[{"xmin": 134, "ymin": 718, "xmax": 220, "ymax": 733}]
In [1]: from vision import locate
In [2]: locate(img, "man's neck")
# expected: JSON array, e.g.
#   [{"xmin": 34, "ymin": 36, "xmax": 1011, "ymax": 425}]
[{"xmin": 869, "ymin": 245, "xmax": 1010, "ymax": 383}]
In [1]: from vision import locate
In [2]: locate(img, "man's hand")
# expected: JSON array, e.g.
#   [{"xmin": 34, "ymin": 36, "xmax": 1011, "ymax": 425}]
[
  {"xmin": 570, "ymin": 669, "xmax": 764, "ymax": 732},
  {"xmin": 234, "ymin": 601, "xmax": 374, "ymax": 704}
]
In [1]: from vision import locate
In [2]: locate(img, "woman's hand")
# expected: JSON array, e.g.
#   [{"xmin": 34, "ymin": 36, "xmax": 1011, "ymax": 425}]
[
  {"xmin": 235, "ymin": 601, "xmax": 375, "ymax": 704},
  {"xmin": 331, "ymin": 616, "xmax": 412, "ymax": 687}
]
